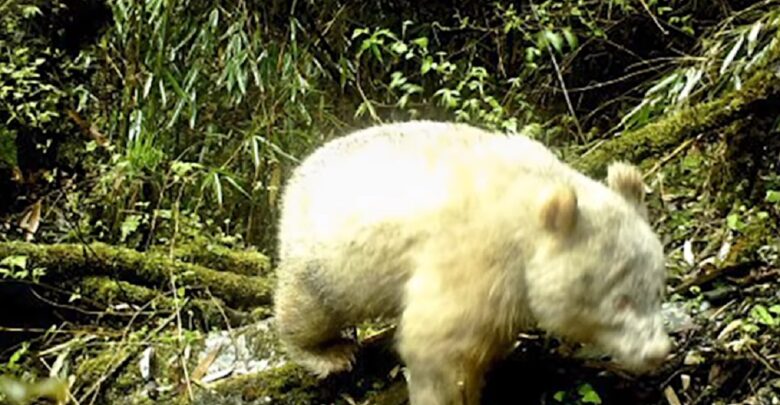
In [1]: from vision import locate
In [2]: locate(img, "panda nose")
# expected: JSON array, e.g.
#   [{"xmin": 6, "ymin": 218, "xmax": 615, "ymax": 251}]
[{"xmin": 644, "ymin": 336, "xmax": 672, "ymax": 369}]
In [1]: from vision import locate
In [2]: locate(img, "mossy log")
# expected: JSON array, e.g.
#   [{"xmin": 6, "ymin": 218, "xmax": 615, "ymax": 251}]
[
  {"xmin": 150, "ymin": 243, "xmax": 272, "ymax": 277},
  {"xmin": 0, "ymin": 242, "xmax": 273, "ymax": 310}
]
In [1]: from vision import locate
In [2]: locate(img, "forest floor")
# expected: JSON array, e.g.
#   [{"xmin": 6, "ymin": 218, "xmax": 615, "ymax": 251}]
[{"xmin": 2, "ymin": 14, "xmax": 780, "ymax": 405}]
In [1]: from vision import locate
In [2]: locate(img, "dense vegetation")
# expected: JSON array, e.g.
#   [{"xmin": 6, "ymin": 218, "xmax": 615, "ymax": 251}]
[{"xmin": 1, "ymin": 0, "xmax": 779, "ymax": 404}]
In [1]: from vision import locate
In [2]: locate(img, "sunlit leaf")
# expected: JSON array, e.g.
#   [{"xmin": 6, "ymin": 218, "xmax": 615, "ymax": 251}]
[
  {"xmin": 158, "ymin": 79, "xmax": 167, "ymax": 107},
  {"xmin": 421, "ymin": 55, "xmax": 434, "ymax": 74},
  {"xmin": 0, "ymin": 255, "xmax": 27, "ymax": 269},
  {"xmin": 578, "ymin": 383, "xmax": 602, "ymax": 404},
  {"xmin": 682, "ymin": 240, "xmax": 695, "ymax": 266},
  {"xmin": 120, "ymin": 214, "xmax": 142, "ymax": 242},
  {"xmin": 212, "ymin": 172, "xmax": 223, "ymax": 206},
  {"xmin": 543, "ymin": 29, "xmax": 564, "ymax": 53},
  {"xmin": 766, "ymin": 190, "xmax": 780, "ymax": 203},
  {"xmin": 746, "ymin": 21, "xmax": 763, "ymax": 55},
  {"xmin": 251, "ymin": 137, "xmax": 261, "ymax": 169},
  {"xmin": 645, "ymin": 72, "xmax": 678, "ymax": 96},
  {"xmin": 208, "ymin": 8, "xmax": 219, "ymax": 29},
  {"xmin": 562, "ymin": 27, "xmax": 578, "ymax": 50},
  {"xmin": 390, "ymin": 41, "xmax": 408, "ymax": 55},
  {"xmin": 189, "ymin": 90, "xmax": 198, "ymax": 129},
  {"xmin": 750, "ymin": 304, "xmax": 777, "ymax": 326},
  {"xmin": 171, "ymin": 161, "xmax": 200, "ymax": 176},
  {"xmin": 720, "ymin": 34, "xmax": 744, "ymax": 75},
  {"xmin": 412, "ymin": 36, "xmax": 429, "ymax": 50},
  {"xmin": 143, "ymin": 74, "xmax": 154, "ymax": 99},
  {"xmin": 677, "ymin": 68, "xmax": 703, "ymax": 102},
  {"xmin": 726, "ymin": 213, "xmax": 743, "ymax": 231},
  {"xmin": 351, "ymin": 27, "xmax": 369, "ymax": 39},
  {"xmin": 224, "ymin": 175, "xmax": 251, "ymax": 199},
  {"xmin": 389, "ymin": 71, "xmax": 407, "ymax": 89}
]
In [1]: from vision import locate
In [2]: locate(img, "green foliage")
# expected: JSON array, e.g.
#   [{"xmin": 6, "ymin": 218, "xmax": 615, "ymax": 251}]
[
  {"xmin": 0, "ymin": 2, "xmax": 70, "ymax": 172},
  {"xmin": 0, "ymin": 254, "xmax": 44, "ymax": 281},
  {"xmin": 70, "ymin": 1, "xmax": 339, "ymax": 249},
  {"xmin": 577, "ymin": 383, "xmax": 602, "ymax": 404},
  {"xmin": 0, "ymin": 343, "xmax": 30, "ymax": 375},
  {"xmin": 749, "ymin": 304, "xmax": 780, "ymax": 327},
  {"xmin": 88, "ymin": 0, "xmax": 667, "ymax": 248},
  {"xmin": 0, "ymin": 4, "xmax": 64, "ymax": 130},
  {"xmin": 552, "ymin": 382, "xmax": 603, "ymax": 404},
  {"xmin": 765, "ymin": 190, "xmax": 780, "ymax": 203},
  {"xmin": 618, "ymin": 5, "xmax": 780, "ymax": 132},
  {"xmin": 348, "ymin": 1, "xmax": 610, "ymax": 133}
]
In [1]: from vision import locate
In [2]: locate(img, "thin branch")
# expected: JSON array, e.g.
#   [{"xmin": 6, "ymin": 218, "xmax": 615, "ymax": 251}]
[{"xmin": 637, "ymin": 0, "xmax": 669, "ymax": 35}]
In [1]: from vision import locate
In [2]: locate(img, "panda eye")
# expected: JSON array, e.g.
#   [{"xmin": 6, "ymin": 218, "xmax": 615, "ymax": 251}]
[{"xmin": 615, "ymin": 294, "xmax": 633, "ymax": 311}]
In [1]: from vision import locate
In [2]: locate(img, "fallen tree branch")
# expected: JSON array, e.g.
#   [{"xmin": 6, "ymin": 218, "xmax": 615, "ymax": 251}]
[
  {"xmin": 573, "ymin": 45, "xmax": 780, "ymax": 177},
  {"xmin": 152, "ymin": 243, "xmax": 272, "ymax": 277},
  {"xmin": 77, "ymin": 276, "xmax": 257, "ymax": 328},
  {"xmin": 0, "ymin": 242, "xmax": 273, "ymax": 310}
]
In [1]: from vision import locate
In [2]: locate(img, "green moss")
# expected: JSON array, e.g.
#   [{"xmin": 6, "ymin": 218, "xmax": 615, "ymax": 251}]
[
  {"xmin": 0, "ymin": 241, "xmax": 273, "ymax": 310},
  {"xmin": 195, "ymin": 363, "xmax": 320, "ymax": 404},
  {"xmin": 80, "ymin": 276, "xmax": 158, "ymax": 303},
  {"xmin": 78, "ymin": 276, "xmax": 256, "ymax": 329},
  {"xmin": 152, "ymin": 242, "xmax": 272, "ymax": 277},
  {"xmin": 74, "ymin": 331, "xmax": 146, "ymax": 399},
  {"xmin": 573, "ymin": 66, "xmax": 780, "ymax": 178}
]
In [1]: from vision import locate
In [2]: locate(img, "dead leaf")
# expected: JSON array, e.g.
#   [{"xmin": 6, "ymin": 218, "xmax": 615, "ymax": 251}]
[
  {"xmin": 19, "ymin": 200, "xmax": 42, "ymax": 242},
  {"xmin": 664, "ymin": 386, "xmax": 682, "ymax": 405},
  {"xmin": 139, "ymin": 346, "xmax": 154, "ymax": 381},
  {"xmin": 11, "ymin": 166, "xmax": 23, "ymax": 183},
  {"xmin": 191, "ymin": 344, "xmax": 223, "ymax": 382},
  {"xmin": 708, "ymin": 363, "xmax": 722, "ymax": 384},
  {"xmin": 717, "ymin": 319, "xmax": 743, "ymax": 341},
  {"xmin": 680, "ymin": 374, "xmax": 691, "ymax": 391}
]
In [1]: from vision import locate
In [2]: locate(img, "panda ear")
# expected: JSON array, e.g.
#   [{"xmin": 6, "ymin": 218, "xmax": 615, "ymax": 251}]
[
  {"xmin": 540, "ymin": 184, "xmax": 578, "ymax": 236},
  {"xmin": 607, "ymin": 161, "xmax": 646, "ymax": 208}
]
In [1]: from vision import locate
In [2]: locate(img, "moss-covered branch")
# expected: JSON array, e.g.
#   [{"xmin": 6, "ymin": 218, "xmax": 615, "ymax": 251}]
[
  {"xmin": 0, "ymin": 242, "xmax": 273, "ymax": 310},
  {"xmin": 78, "ymin": 276, "xmax": 257, "ymax": 328},
  {"xmin": 151, "ymin": 243, "xmax": 272, "ymax": 277},
  {"xmin": 573, "ymin": 41, "xmax": 780, "ymax": 177}
]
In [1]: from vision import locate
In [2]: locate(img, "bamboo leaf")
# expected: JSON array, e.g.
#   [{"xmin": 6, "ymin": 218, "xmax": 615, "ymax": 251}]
[
  {"xmin": 212, "ymin": 172, "xmax": 223, "ymax": 206},
  {"xmin": 562, "ymin": 27, "xmax": 578, "ymax": 50},
  {"xmin": 746, "ymin": 21, "xmax": 763, "ymax": 55},
  {"xmin": 143, "ymin": 74, "xmax": 154, "ymax": 99},
  {"xmin": 224, "ymin": 175, "xmax": 251, "ymax": 199},
  {"xmin": 543, "ymin": 29, "xmax": 564, "ymax": 53},
  {"xmin": 251, "ymin": 137, "xmax": 261, "ymax": 169},
  {"xmin": 677, "ymin": 68, "xmax": 703, "ymax": 103},
  {"xmin": 720, "ymin": 34, "xmax": 744, "ymax": 75}
]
